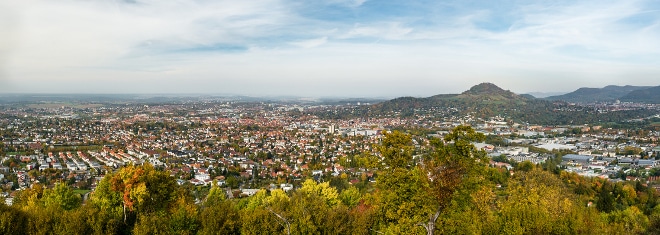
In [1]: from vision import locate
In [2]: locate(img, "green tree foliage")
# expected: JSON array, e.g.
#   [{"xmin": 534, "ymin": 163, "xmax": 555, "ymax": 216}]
[
  {"xmin": 199, "ymin": 199, "xmax": 240, "ymax": 235},
  {"xmin": 374, "ymin": 130, "xmax": 428, "ymax": 234},
  {"xmin": 497, "ymin": 169, "xmax": 598, "ymax": 234},
  {"xmin": 378, "ymin": 130, "xmax": 414, "ymax": 168},
  {"xmin": 0, "ymin": 203, "xmax": 29, "ymax": 235},
  {"xmin": 11, "ymin": 183, "xmax": 45, "ymax": 208},
  {"xmin": 603, "ymin": 206, "xmax": 649, "ymax": 234},
  {"xmin": 339, "ymin": 186, "xmax": 361, "ymax": 208},
  {"xmin": 299, "ymin": 179, "xmax": 340, "ymax": 207},
  {"xmin": 515, "ymin": 160, "xmax": 535, "ymax": 172},
  {"xmin": 42, "ymin": 182, "xmax": 82, "ymax": 211}
]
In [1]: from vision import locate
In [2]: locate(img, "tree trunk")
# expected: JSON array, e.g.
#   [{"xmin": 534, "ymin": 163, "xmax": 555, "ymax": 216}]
[
  {"xmin": 267, "ymin": 207, "xmax": 290, "ymax": 235},
  {"xmin": 123, "ymin": 203, "xmax": 127, "ymax": 223},
  {"xmin": 420, "ymin": 206, "xmax": 442, "ymax": 235}
]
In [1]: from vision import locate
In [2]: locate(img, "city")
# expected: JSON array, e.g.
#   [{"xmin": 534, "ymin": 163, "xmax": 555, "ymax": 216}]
[
  {"xmin": 4, "ymin": 0, "xmax": 660, "ymax": 233},
  {"xmin": 2, "ymin": 95, "xmax": 660, "ymax": 197}
]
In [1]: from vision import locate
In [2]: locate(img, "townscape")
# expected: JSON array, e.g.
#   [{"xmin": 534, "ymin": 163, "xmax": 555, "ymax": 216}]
[
  {"xmin": 5, "ymin": 0, "xmax": 660, "ymax": 233},
  {"xmin": 2, "ymin": 83, "xmax": 660, "ymax": 234},
  {"xmin": 2, "ymin": 96, "xmax": 660, "ymax": 202}
]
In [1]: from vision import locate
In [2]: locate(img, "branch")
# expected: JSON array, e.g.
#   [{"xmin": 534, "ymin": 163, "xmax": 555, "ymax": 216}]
[
  {"xmin": 370, "ymin": 228, "xmax": 385, "ymax": 234},
  {"xmin": 267, "ymin": 207, "xmax": 291, "ymax": 235}
]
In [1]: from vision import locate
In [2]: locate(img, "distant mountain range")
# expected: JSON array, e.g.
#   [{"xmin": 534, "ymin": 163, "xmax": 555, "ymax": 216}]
[
  {"xmin": 544, "ymin": 85, "xmax": 659, "ymax": 103},
  {"xmin": 364, "ymin": 83, "xmax": 658, "ymax": 125}
]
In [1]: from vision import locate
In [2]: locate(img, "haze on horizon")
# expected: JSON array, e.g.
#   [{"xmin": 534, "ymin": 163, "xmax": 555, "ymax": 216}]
[{"xmin": 1, "ymin": 0, "xmax": 659, "ymax": 98}]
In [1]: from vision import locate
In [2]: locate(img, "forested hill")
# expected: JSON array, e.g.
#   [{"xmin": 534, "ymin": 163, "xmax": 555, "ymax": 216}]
[
  {"xmin": 374, "ymin": 82, "xmax": 534, "ymax": 113},
  {"xmin": 367, "ymin": 83, "xmax": 656, "ymax": 125},
  {"xmin": 545, "ymin": 85, "xmax": 651, "ymax": 103},
  {"xmin": 620, "ymin": 85, "xmax": 660, "ymax": 104}
]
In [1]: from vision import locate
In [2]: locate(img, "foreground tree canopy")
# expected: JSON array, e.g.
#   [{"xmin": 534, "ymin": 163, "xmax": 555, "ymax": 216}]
[{"xmin": 2, "ymin": 126, "xmax": 660, "ymax": 234}]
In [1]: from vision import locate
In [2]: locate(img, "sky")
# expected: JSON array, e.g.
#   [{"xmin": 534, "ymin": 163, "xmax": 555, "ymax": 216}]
[{"xmin": 1, "ymin": 0, "xmax": 660, "ymax": 98}]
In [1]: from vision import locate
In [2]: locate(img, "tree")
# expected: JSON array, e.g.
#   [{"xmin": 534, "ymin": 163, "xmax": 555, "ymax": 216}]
[
  {"xmin": 167, "ymin": 196, "xmax": 200, "ymax": 234},
  {"xmin": 374, "ymin": 130, "xmax": 427, "ymax": 234},
  {"xmin": 299, "ymin": 179, "xmax": 340, "ymax": 207},
  {"xmin": 42, "ymin": 182, "xmax": 82, "ymax": 211},
  {"xmin": 378, "ymin": 131, "xmax": 414, "ymax": 169},
  {"xmin": 11, "ymin": 183, "xmax": 45, "ymax": 208},
  {"xmin": 603, "ymin": 206, "xmax": 649, "ymax": 234},
  {"xmin": 0, "ymin": 203, "xmax": 28, "ymax": 235},
  {"xmin": 199, "ymin": 199, "xmax": 241, "ymax": 235},
  {"xmin": 598, "ymin": 182, "xmax": 616, "ymax": 213},
  {"xmin": 516, "ymin": 160, "xmax": 535, "ymax": 172},
  {"xmin": 90, "ymin": 163, "xmax": 178, "ymax": 225},
  {"xmin": 339, "ymin": 186, "xmax": 361, "ymax": 208},
  {"xmin": 417, "ymin": 125, "xmax": 488, "ymax": 235},
  {"xmin": 204, "ymin": 181, "xmax": 226, "ymax": 206}
]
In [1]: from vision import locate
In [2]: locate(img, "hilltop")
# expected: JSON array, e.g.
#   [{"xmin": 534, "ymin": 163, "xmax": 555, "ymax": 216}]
[
  {"xmin": 377, "ymin": 82, "xmax": 532, "ymax": 108},
  {"xmin": 461, "ymin": 82, "xmax": 518, "ymax": 97}
]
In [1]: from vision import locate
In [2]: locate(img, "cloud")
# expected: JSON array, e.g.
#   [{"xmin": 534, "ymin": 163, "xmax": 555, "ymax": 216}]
[
  {"xmin": 291, "ymin": 37, "xmax": 328, "ymax": 48},
  {"xmin": 2, "ymin": 0, "xmax": 660, "ymax": 96},
  {"xmin": 341, "ymin": 22, "xmax": 413, "ymax": 40},
  {"xmin": 0, "ymin": 1, "xmax": 20, "ymax": 88},
  {"xmin": 329, "ymin": 0, "xmax": 368, "ymax": 8}
]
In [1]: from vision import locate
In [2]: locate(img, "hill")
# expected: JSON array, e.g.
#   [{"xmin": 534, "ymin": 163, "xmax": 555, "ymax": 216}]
[
  {"xmin": 545, "ymin": 85, "xmax": 650, "ymax": 103},
  {"xmin": 362, "ymin": 83, "xmax": 657, "ymax": 125},
  {"xmin": 620, "ymin": 85, "xmax": 660, "ymax": 103},
  {"xmin": 369, "ymin": 83, "xmax": 544, "ymax": 122}
]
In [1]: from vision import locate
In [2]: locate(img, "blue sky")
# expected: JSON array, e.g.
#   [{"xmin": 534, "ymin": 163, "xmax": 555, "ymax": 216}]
[{"xmin": 1, "ymin": 0, "xmax": 659, "ymax": 97}]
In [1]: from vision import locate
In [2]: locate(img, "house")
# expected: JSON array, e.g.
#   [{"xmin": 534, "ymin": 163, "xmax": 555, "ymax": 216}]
[
  {"xmin": 563, "ymin": 154, "xmax": 593, "ymax": 164},
  {"xmin": 638, "ymin": 159, "xmax": 655, "ymax": 168},
  {"xmin": 52, "ymin": 162, "xmax": 63, "ymax": 170},
  {"xmin": 20, "ymin": 156, "xmax": 33, "ymax": 163},
  {"xmin": 653, "ymin": 147, "xmax": 660, "ymax": 157},
  {"xmin": 39, "ymin": 164, "xmax": 49, "ymax": 171},
  {"xmin": 194, "ymin": 172, "xmax": 210, "ymax": 181},
  {"xmin": 280, "ymin": 184, "xmax": 293, "ymax": 192},
  {"xmin": 26, "ymin": 163, "xmax": 36, "ymax": 170},
  {"xmin": 241, "ymin": 189, "xmax": 260, "ymax": 197},
  {"xmin": 618, "ymin": 158, "xmax": 635, "ymax": 165}
]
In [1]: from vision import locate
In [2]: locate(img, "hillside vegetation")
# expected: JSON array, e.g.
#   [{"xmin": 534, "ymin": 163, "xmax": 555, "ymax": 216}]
[{"xmin": 621, "ymin": 86, "xmax": 660, "ymax": 104}]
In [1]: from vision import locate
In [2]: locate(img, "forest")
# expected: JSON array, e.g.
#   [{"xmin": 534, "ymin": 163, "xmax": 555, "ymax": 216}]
[{"xmin": 2, "ymin": 126, "xmax": 660, "ymax": 234}]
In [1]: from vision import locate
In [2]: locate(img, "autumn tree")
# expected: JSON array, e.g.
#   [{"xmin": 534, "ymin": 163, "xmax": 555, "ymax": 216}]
[
  {"xmin": 374, "ymin": 130, "xmax": 429, "ymax": 234},
  {"xmin": 0, "ymin": 203, "xmax": 28, "ymax": 235},
  {"xmin": 89, "ymin": 163, "xmax": 178, "ymax": 230},
  {"xmin": 497, "ymin": 169, "xmax": 599, "ymax": 234},
  {"xmin": 198, "ymin": 182, "xmax": 241, "ymax": 235},
  {"xmin": 417, "ymin": 125, "xmax": 488, "ymax": 235}
]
